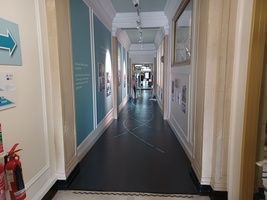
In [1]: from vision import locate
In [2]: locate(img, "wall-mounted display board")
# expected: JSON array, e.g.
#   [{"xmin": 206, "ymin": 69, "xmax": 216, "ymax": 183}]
[
  {"xmin": 118, "ymin": 42, "xmax": 122, "ymax": 104},
  {"xmin": 98, "ymin": 62, "xmax": 105, "ymax": 92},
  {"xmin": 0, "ymin": 18, "xmax": 22, "ymax": 66},
  {"xmin": 123, "ymin": 47, "xmax": 127, "ymax": 92},
  {"xmin": 171, "ymin": 73, "xmax": 189, "ymax": 138},
  {"xmin": 94, "ymin": 14, "xmax": 113, "ymax": 124},
  {"xmin": 70, "ymin": 0, "xmax": 94, "ymax": 146},
  {"xmin": 0, "ymin": 71, "xmax": 16, "ymax": 111}
]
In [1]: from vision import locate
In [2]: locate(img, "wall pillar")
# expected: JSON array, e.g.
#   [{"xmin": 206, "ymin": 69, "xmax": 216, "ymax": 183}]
[
  {"xmin": 46, "ymin": 0, "xmax": 78, "ymax": 180},
  {"xmin": 191, "ymin": 0, "xmax": 238, "ymax": 195},
  {"xmin": 163, "ymin": 35, "xmax": 170, "ymax": 119},
  {"xmin": 112, "ymin": 37, "xmax": 119, "ymax": 119},
  {"xmin": 153, "ymin": 57, "xmax": 157, "ymax": 98}
]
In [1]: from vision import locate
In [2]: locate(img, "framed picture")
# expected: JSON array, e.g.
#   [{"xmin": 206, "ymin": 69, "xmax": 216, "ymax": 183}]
[
  {"xmin": 172, "ymin": 0, "xmax": 192, "ymax": 65},
  {"xmin": 106, "ymin": 72, "xmax": 112, "ymax": 96},
  {"xmin": 98, "ymin": 62, "xmax": 105, "ymax": 92}
]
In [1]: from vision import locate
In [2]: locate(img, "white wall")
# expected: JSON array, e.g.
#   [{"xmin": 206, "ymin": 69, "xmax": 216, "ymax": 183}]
[{"xmin": 0, "ymin": 0, "xmax": 57, "ymax": 199}]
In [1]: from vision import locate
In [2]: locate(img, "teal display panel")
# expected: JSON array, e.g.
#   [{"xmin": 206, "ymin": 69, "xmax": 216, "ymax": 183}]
[
  {"xmin": 94, "ymin": 14, "xmax": 113, "ymax": 124},
  {"xmin": 70, "ymin": 0, "xmax": 94, "ymax": 146},
  {"xmin": 118, "ymin": 42, "xmax": 122, "ymax": 104},
  {"xmin": 127, "ymin": 52, "xmax": 130, "ymax": 93}
]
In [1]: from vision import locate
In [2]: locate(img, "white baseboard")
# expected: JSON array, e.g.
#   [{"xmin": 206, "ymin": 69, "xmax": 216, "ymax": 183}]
[{"xmin": 77, "ymin": 110, "xmax": 114, "ymax": 162}]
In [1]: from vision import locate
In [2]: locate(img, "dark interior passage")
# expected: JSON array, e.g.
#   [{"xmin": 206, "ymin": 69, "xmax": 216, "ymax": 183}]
[{"xmin": 69, "ymin": 90, "xmax": 198, "ymax": 194}]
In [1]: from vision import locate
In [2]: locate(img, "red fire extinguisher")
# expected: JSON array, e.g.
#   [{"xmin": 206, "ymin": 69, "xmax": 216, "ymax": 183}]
[
  {"xmin": 0, "ymin": 163, "xmax": 6, "ymax": 200},
  {"xmin": 5, "ymin": 144, "xmax": 26, "ymax": 200}
]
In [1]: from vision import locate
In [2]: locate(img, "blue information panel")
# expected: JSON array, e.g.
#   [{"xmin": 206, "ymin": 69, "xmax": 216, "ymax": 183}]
[
  {"xmin": 0, "ymin": 18, "xmax": 22, "ymax": 66},
  {"xmin": 94, "ymin": 14, "xmax": 113, "ymax": 124},
  {"xmin": 70, "ymin": 0, "xmax": 94, "ymax": 146}
]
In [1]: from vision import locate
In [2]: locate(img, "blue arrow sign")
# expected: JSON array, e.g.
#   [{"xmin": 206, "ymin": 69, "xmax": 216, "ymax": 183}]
[{"xmin": 0, "ymin": 29, "xmax": 17, "ymax": 56}]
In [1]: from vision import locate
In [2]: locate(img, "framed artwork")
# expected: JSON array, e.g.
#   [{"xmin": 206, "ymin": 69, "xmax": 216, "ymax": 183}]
[
  {"xmin": 118, "ymin": 70, "xmax": 121, "ymax": 86},
  {"xmin": 106, "ymin": 72, "xmax": 112, "ymax": 96},
  {"xmin": 98, "ymin": 62, "xmax": 105, "ymax": 92},
  {"xmin": 173, "ymin": 0, "xmax": 192, "ymax": 65}
]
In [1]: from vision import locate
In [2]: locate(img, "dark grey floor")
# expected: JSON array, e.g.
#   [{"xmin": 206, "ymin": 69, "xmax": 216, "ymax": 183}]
[{"xmin": 68, "ymin": 90, "xmax": 198, "ymax": 194}]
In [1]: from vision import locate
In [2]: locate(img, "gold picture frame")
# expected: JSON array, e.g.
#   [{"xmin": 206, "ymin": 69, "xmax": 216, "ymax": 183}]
[{"xmin": 172, "ymin": 0, "xmax": 192, "ymax": 65}]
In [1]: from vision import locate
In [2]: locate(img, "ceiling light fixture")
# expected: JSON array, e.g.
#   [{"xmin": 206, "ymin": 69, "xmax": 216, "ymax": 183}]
[
  {"xmin": 135, "ymin": 1, "xmax": 143, "ymax": 49},
  {"xmin": 133, "ymin": 0, "xmax": 139, "ymax": 7}
]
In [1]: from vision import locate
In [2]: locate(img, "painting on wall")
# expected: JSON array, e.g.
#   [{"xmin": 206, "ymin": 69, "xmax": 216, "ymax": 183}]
[
  {"xmin": 182, "ymin": 85, "xmax": 186, "ymax": 113},
  {"xmin": 182, "ymin": 103, "xmax": 186, "ymax": 113},
  {"xmin": 173, "ymin": 0, "xmax": 192, "ymax": 65},
  {"xmin": 106, "ymin": 72, "xmax": 112, "ymax": 96},
  {"xmin": 98, "ymin": 62, "xmax": 105, "ymax": 92},
  {"xmin": 172, "ymin": 81, "xmax": 175, "ymax": 101},
  {"xmin": 118, "ymin": 70, "xmax": 121, "ymax": 86},
  {"xmin": 170, "ymin": 74, "xmax": 190, "ymax": 143},
  {"xmin": 182, "ymin": 85, "xmax": 186, "ymax": 103}
]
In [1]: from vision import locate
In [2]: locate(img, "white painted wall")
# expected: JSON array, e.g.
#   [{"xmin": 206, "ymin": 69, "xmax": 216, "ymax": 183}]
[{"xmin": 0, "ymin": 0, "xmax": 57, "ymax": 199}]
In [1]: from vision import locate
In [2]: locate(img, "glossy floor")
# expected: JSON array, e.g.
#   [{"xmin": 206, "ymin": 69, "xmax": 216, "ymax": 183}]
[
  {"xmin": 52, "ymin": 191, "xmax": 210, "ymax": 200},
  {"xmin": 67, "ymin": 90, "xmax": 198, "ymax": 194}
]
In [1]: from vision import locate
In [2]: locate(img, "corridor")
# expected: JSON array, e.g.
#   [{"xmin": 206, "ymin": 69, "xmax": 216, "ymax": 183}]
[{"xmin": 67, "ymin": 90, "xmax": 198, "ymax": 194}]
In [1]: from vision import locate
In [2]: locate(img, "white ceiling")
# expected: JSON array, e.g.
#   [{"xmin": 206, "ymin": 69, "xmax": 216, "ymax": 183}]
[
  {"xmin": 110, "ymin": 0, "xmax": 167, "ymax": 13},
  {"xmin": 85, "ymin": 0, "xmax": 182, "ymax": 49},
  {"xmin": 123, "ymin": 28, "xmax": 159, "ymax": 44},
  {"xmin": 111, "ymin": 0, "xmax": 165, "ymax": 46}
]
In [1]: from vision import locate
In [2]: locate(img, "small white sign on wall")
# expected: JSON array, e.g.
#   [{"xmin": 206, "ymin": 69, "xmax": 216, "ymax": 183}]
[{"xmin": 0, "ymin": 71, "xmax": 16, "ymax": 111}]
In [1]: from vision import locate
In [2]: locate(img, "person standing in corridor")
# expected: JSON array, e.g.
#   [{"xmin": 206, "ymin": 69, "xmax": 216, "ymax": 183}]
[{"xmin": 131, "ymin": 75, "xmax": 136, "ymax": 99}]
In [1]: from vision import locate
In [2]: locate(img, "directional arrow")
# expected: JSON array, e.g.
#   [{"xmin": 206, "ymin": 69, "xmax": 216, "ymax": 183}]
[{"xmin": 0, "ymin": 29, "xmax": 17, "ymax": 56}]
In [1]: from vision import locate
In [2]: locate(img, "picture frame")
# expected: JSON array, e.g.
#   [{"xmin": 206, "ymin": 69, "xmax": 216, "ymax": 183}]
[{"xmin": 172, "ymin": 0, "xmax": 192, "ymax": 65}]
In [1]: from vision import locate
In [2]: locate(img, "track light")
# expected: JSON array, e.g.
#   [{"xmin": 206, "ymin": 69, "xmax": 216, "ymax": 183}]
[
  {"xmin": 134, "ymin": 0, "xmax": 142, "ymax": 50},
  {"xmin": 133, "ymin": 0, "xmax": 139, "ymax": 7}
]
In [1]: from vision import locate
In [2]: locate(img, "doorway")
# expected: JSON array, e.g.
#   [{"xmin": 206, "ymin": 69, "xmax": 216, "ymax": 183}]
[{"xmin": 132, "ymin": 64, "xmax": 153, "ymax": 90}]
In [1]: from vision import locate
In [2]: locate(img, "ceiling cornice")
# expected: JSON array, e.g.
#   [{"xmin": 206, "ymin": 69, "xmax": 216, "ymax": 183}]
[
  {"xmin": 164, "ymin": 0, "xmax": 182, "ymax": 22},
  {"xmin": 83, "ymin": 0, "xmax": 116, "ymax": 31},
  {"xmin": 83, "ymin": 0, "xmax": 180, "ymax": 50},
  {"xmin": 154, "ymin": 28, "xmax": 165, "ymax": 48},
  {"xmin": 116, "ymin": 29, "xmax": 131, "ymax": 50}
]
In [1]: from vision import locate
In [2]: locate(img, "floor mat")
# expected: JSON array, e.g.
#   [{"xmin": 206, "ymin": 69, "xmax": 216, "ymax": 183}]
[{"xmin": 53, "ymin": 191, "xmax": 209, "ymax": 200}]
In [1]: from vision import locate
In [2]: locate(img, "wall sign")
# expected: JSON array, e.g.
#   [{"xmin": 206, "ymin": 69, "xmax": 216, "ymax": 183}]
[
  {"xmin": 0, "ymin": 18, "xmax": 22, "ymax": 65},
  {"xmin": 0, "ymin": 72, "xmax": 16, "ymax": 111}
]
